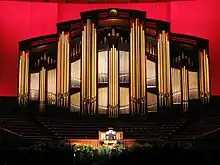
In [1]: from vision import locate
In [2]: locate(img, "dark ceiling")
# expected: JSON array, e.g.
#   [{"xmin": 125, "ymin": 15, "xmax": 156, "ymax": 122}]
[{"xmin": 0, "ymin": 0, "xmax": 192, "ymax": 3}]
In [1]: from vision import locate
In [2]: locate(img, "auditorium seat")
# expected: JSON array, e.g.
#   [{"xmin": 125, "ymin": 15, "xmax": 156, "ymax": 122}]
[
  {"xmin": 0, "ymin": 113, "xmax": 55, "ymax": 141},
  {"xmin": 37, "ymin": 116, "xmax": 186, "ymax": 142},
  {"xmin": 171, "ymin": 116, "xmax": 220, "ymax": 140}
]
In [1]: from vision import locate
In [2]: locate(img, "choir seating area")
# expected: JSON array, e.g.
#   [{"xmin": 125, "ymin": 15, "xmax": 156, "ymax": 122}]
[
  {"xmin": 171, "ymin": 115, "xmax": 220, "ymax": 140},
  {"xmin": 2, "ymin": 110, "xmax": 220, "ymax": 144},
  {"xmin": 36, "ymin": 116, "xmax": 187, "ymax": 141},
  {"xmin": 0, "ymin": 113, "xmax": 54, "ymax": 142}
]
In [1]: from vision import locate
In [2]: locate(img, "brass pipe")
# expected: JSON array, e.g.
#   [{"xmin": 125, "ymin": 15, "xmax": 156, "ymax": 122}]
[
  {"xmin": 166, "ymin": 34, "xmax": 171, "ymax": 105},
  {"xmin": 63, "ymin": 36, "xmax": 66, "ymax": 104},
  {"xmin": 67, "ymin": 35, "xmax": 70, "ymax": 107},
  {"xmin": 18, "ymin": 54, "xmax": 22, "ymax": 97},
  {"xmin": 109, "ymin": 48, "xmax": 111, "ymax": 115},
  {"xmin": 21, "ymin": 51, "xmax": 25, "ymax": 96},
  {"xmin": 61, "ymin": 32, "xmax": 64, "ymax": 95},
  {"xmin": 81, "ymin": 30, "xmax": 84, "ymax": 108},
  {"xmin": 157, "ymin": 37, "xmax": 161, "ymax": 95},
  {"xmin": 200, "ymin": 51, "xmax": 204, "ymax": 99},
  {"xmin": 162, "ymin": 31, "xmax": 166, "ymax": 96},
  {"xmin": 112, "ymin": 46, "xmax": 115, "ymax": 110},
  {"xmin": 57, "ymin": 38, "xmax": 61, "ymax": 99},
  {"xmin": 206, "ymin": 54, "xmax": 210, "ymax": 94},
  {"xmin": 130, "ymin": 26, "xmax": 133, "ymax": 113},
  {"xmin": 94, "ymin": 28, "xmax": 97, "ymax": 98}
]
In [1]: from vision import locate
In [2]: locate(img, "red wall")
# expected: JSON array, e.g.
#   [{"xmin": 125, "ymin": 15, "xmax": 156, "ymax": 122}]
[{"xmin": 0, "ymin": 0, "xmax": 219, "ymax": 96}]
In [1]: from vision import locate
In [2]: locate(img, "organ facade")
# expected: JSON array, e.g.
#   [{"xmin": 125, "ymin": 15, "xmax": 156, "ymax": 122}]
[{"xmin": 18, "ymin": 9, "xmax": 210, "ymax": 117}]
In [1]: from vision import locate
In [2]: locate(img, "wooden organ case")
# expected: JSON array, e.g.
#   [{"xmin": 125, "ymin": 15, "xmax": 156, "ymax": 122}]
[{"xmin": 18, "ymin": 8, "xmax": 210, "ymax": 116}]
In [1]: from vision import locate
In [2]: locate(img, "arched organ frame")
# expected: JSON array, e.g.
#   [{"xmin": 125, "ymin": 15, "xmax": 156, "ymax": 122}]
[{"xmin": 18, "ymin": 9, "xmax": 210, "ymax": 116}]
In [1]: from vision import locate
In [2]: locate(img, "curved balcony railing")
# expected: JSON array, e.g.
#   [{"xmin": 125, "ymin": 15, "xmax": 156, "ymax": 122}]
[
  {"xmin": 98, "ymin": 105, "xmax": 108, "ymax": 114},
  {"xmin": 172, "ymin": 91, "xmax": 181, "ymax": 104},
  {"xmin": 189, "ymin": 88, "xmax": 199, "ymax": 99},
  {"xmin": 119, "ymin": 73, "xmax": 129, "ymax": 83},
  {"xmin": 29, "ymin": 89, "xmax": 39, "ymax": 100},
  {"xmin": 70, "ymin": 77, "xmax": 80, "ymax": 88},
  {"xmin": 98, "ymin": 73, "xmax": 108, "ymax": 83},
  {"xmin": 147, "ymin": 77, "xmax": 156, "ymax": 87},
  {"xmin": 147, "ymin": 103, "xmax": 157, "ymax": 112},
  {"xmin": 119, "ymin": 105, "xmax": 129, "ymax": 114},
  {"xmin": 98, "ymin": 73, "xmax": 130, "ymax": 83},
  {"xmin": 70, "ymin": 104, "xmax": 80, "ymax": 112}
]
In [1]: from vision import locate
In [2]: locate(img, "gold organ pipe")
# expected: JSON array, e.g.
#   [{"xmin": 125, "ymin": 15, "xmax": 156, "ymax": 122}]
[
  {"xmin": 113, "ymin": 46, "xmax": 115, "ymax": 110},
  {"xmin": 166, "ymin": 35, "xmax": 171, "ymax": 106},
  {"xmin": 115, "ymin": 50, "xmax": 119, "ymax": 116},
  {"xmin": 199, "ymin": 51, "xmax": 204, "ymax": 99},
  {"xmin": 160, "ymin": 35, "xmax": 163, "ymax": 95},
  {"xmin": 92, "ymin": 24, "xmax": 95, "ymax": 99},
  {"xmin": 63, "ymin": 35, "xmax": 67, "ymax": 105},
  {"xmin": 112, "ymin": 46, "xmax": 115, "ymax": 111},
  {"xmin": 130, "ymin": 26, "xmax": 133, "ymax": 113},
  {"xmin": 132, "ymin": 24, "xmax": 135, "ymax": 113},
  {"xmin": 18, "ymin": 57, "xmax": 22, "ymax": 104},
  {"xmin": 114, "ymin": 47, "xmax": 116, "ymax": 115},
  {"xmin": 94, "ymin": 28, "xmax": 97, "ymax": 99},
  {"xmin": 206, "ymin": 54, "xmax": 210, "ymax": 94},
  {"xmin": 21, "ymin": 51, "xmax": 25, "ymax": 97},
  {"xmin": 109, "ymin": 48, "xmax": 112, "ymax": 114},
  {"xmin": 87, "ymin": 20, "xmax": 90, "ymax": 104},
  {"xmin": 162, "ymin": 31, "xmax": 166, "ymax": 96},
  {"xmin": 61, "ymin": 32, "xmax": 64, "ymax": 96},
  {"xmin": 66, "ymin": 35, "xmax": 69, "ymax": 102},
  {"xmin": 157, "ymin": 37, "xmax": 161, "ymax": 96},
  {"xmin": 183, "ymin": 67, "xmax": 185, "ymax": 103},
  {"xmin": 141, "ymin": 28, "xmax": 146, "ymax": 99},
  {"xmin": 44, "ymin": 68, "xmax": 46, "ymax": 102},
  {"xmin": 40, "ymin": 69, "xmax": 42, "ymax": 102},
  {"xmin": 141, "ymin": 27, "xmax": 146, "ymax": 113},
  {"xmin": 135, "ymin": 19, "xmax": 139, "ymax": 101},
  {"xmin": 181, "ymin": 68, "xmax": 183, "ymax": 106},
  {"xmin": 25, "ymin": 52, "xmax": 29, "ymax": 104},
  {"xmin": 18, "ymin": 54, "xmax": 22, "ymax": 97},
  {"xmin": 82, "ymin": 29, "xmax": 85, "ymax": 106},
  {"xmin": 57, "ymin": 38, "xmax": 61, "ymax": 103},
  {"xmin": 186, "ymin": 70, "xmax": 188, "ymax": 101},
  {"xmin": 116, "ymin": 50, "xmax": 119, "ymax": 116},
  {"xmin": 111, "ymin": 48, "xmax": 113, "ymax": 115},
  {"xmin": 203, "ymin": 50, "xmax": 207, "ymax": 97},
  {"xmin": 83, "ymin": 26, "xmax": 87, "ymax": 112},
  {"xmin": 81, "ymin": 30, "xmax": 84, "ymax": 107}
]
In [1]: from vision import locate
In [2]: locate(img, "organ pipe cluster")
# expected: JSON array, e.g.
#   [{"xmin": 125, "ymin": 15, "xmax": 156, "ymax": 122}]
[
  {"xmin": 158, "ymin": 31, "xmax": 171, "ymax": 107},
  {"xmin": 18, "ymin": 51, "xmax": 29, "ymax": 105},
  {"xmin": 199, "ymin": 49, "xmax": 210, "ymax": 104},
  {"xmin": 57, "ymin": 32, "xmax": 70, "ymax": 107},
  {"xmin": 130, "ymin": 19, "xmax": 146, "ymax": 115},
  {"xmin": 81, "ymin": 19, "xmax": 97, "ymax": 114},
  {"xmin": 18, "ymin": 9, "xmax": 211, "ymax": 116}
]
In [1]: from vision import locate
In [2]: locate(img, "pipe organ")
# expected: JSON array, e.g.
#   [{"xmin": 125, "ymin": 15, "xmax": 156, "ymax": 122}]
[{"xmin": 18, "ymin": 9, "xmax": 210, "ymax": 116}]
